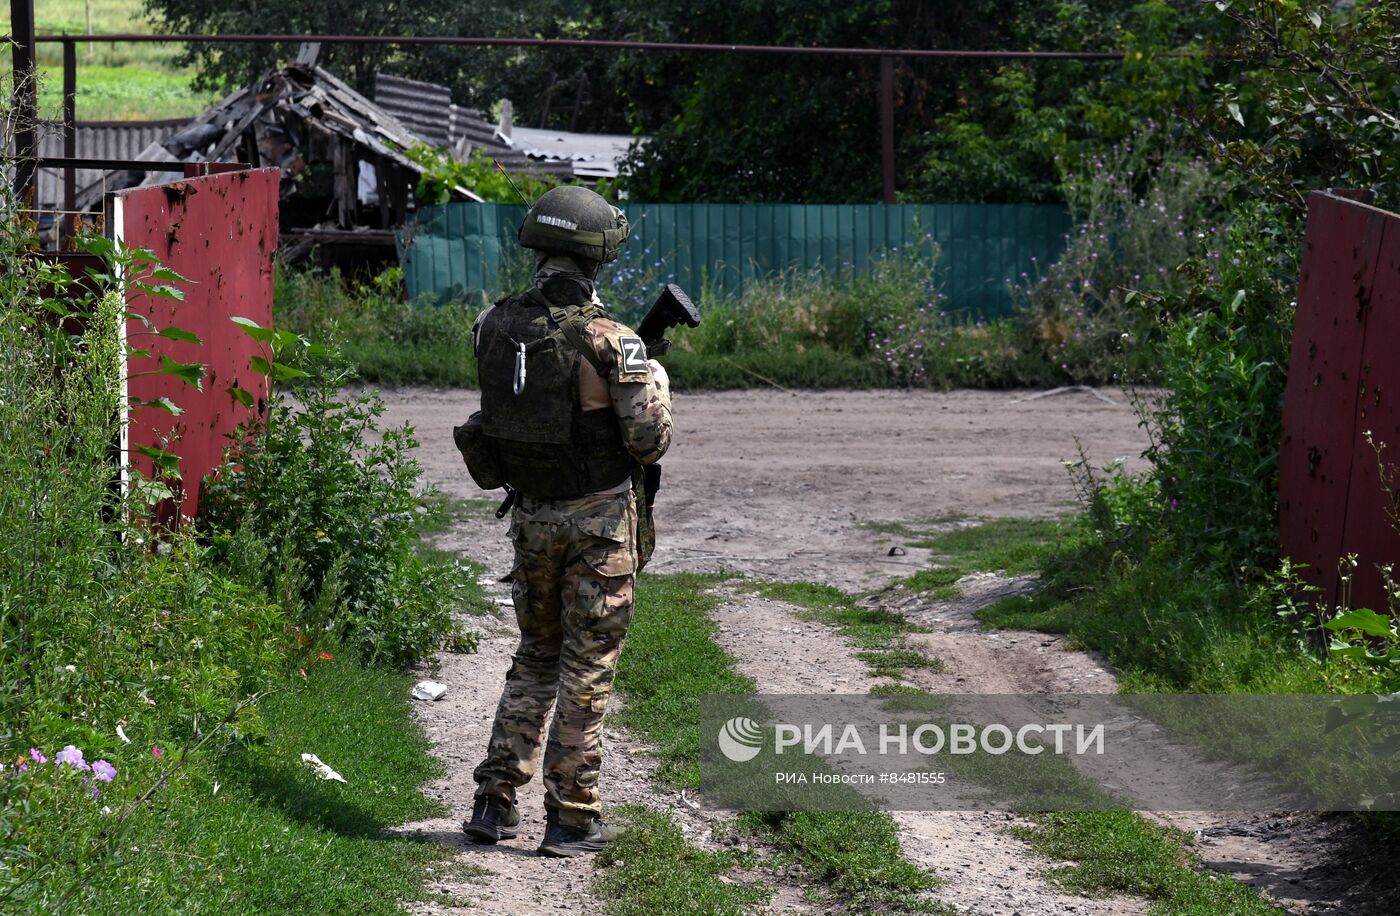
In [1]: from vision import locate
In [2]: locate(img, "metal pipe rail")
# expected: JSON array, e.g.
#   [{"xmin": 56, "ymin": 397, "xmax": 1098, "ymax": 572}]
[{"xmin": 7, "ymin": 30, "xmax": 1128, "ymax": 206}]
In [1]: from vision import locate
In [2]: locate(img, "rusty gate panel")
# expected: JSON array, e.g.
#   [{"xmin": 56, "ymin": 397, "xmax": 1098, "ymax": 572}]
[
  {"xmin": 1280, "ymin": 191, "xmax": 1398, "ymax": 612},
  {"xmin": 115, "ymin": 168, "xmax": 279, "ymax": 521}
]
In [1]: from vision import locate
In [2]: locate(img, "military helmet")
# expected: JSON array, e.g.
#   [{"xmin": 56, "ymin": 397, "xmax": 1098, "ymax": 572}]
[{"xmin": 518, "ymin": 186, "xmax": 630, "ymax": 264}]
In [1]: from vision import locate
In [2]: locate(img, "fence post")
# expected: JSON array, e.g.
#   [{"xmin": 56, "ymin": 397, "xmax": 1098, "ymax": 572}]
[
  {"xmin": 63, "ymin": 37, "xmax": 78, "ymax": 243},
  {"xmin": 9, "ymin": 0, "xmax": 38, "ymax": 204},
  {"xmin": 880, "ymin": 54, "xmax": 895, "ymax": 205}
]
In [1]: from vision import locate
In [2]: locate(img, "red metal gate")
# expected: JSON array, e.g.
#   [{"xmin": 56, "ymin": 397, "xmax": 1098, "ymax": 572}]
[
  {"xmin": 1280, "ymin": 191, "xmax": 1400, "ymax": 614},
  {"xmin": 115, "ymin": 168, "xmax": 279, "ymax": 521}
]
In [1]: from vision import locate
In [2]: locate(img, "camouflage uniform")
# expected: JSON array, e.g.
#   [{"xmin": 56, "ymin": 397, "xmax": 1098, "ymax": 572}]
[{"xmin": 473, "ymin": 312, "xmax": 671, "ymax": 828}]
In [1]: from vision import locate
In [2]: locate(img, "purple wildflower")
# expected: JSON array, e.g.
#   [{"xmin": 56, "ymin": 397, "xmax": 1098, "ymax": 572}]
[
  {"xmin": 29, "ymin": 748, "xmax": 47, "ymax": 765},
  {"xmin": 55, "ymin": 745, "xmax": 85, "ymax": 768},
  {"xmin": 92, "ymin": 760, "xmax": 117, "ymax": 783}
]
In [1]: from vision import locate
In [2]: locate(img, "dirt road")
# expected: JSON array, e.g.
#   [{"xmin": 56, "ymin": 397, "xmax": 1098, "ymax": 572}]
[
  {"xmin": 384, "ymin": 386, "xmax": 1150, "ymax": 590},
  {"xmin": 387, "ymin": 387, "xmax": 1159, "ymax": 913},
  {"xmin": 385, "ymin": 385, "xmax": 1397, "ymax": 915}
]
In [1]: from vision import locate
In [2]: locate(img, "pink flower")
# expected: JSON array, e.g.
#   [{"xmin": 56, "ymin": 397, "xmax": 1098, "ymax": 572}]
[
  {"xmin": 151, "ymin": 746, "xmax": 164, "ymax": 761},
  {"xmin": 55, "ymin": 745, "xmax": 85, "ymax": 768},
  {"xmin": 92, "ymin": 760, "xmax": 116, "ymax": 783},
  {"xmin": 28, "ymin": 748, "xmax": 47, "ymax": 765}
]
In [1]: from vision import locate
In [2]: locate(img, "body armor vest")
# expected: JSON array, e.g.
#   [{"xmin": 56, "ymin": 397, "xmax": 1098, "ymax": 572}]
[{"xmin": 477, "ymin": 289, "xmax": 635, "ymax": 499}]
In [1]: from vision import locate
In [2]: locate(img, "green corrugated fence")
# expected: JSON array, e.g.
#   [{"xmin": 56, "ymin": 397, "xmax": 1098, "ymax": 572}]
[{"xmin": 396, "ymin": 202, "xmax": 1070, "ymax": 317}]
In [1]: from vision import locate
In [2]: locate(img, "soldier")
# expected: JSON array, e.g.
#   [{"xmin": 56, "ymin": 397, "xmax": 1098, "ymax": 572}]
[{"xmin": 462, "ymin": 186, "xmax": 672, "ymax": 857}]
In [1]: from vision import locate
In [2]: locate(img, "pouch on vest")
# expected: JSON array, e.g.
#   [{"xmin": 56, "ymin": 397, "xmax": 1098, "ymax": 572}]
[
  {"xmin": 453, "ymin": 411, "xmax": 505, "ymax": 490},
  {"xmin": 632, "ymin": 467, "xmax": 656, "ymax": 572}
]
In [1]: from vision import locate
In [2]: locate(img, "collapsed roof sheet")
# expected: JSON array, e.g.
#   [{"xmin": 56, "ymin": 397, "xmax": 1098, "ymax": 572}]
[{"xmin": 74, "ymin": 60, "xmax": 480, "ymax": 213}]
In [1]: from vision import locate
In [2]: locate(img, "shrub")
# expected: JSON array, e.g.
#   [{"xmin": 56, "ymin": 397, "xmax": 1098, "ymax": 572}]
[
  {"xmin": 1143, "ymin": 202, "xmax": 1296, "ymax": 575},
  {"xmin": 1011, "ymin": 136, "xmax": 1223, "ymax": 383},
  {"xmin": 200, "ymin": 338, "xmax": 466, "ymax": 667},
  {"xmin": 275, "ymin": 265, "xmax": 478, "ymax": 387},
  {"xmin": 0, "ymin": 242, "xmax": 289, "ymax": 758}
]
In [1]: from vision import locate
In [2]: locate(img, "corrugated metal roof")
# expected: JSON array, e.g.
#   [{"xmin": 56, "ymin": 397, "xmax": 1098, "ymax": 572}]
[
  {"xmin": 374, "ymin": 73, "xmax": 453, "ymax": 148},
  {"xmin": 32, "ymin": 119, "xmax": 187, "ymax": 209},
  {"xmin": 510, "ymin": 125, "xmax": 639, "ymax": 179},
  {"xmin": 372, "ymin": 72, "xmax": 599, "ymax": 180}
]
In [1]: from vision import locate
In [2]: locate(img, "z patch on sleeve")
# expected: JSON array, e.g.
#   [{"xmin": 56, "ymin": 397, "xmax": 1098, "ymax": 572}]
[{"xmin": 616, "ymin": 335, "xmax": 650, "ymax": 378}]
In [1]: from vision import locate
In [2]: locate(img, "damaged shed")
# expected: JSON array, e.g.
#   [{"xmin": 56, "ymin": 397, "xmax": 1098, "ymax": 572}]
[{"xmin": 74, "ymin": 47, "xmax": 479, "ymax": 265}]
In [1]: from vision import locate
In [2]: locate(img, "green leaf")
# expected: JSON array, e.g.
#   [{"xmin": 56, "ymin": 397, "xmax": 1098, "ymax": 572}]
[
  {"xmin": 272, "ymin": 362, "xmax": 309, "ymax": 382},
  {"xmin": 136, "ymin": 282, "xmax": 187, "ymax": 302},
  {"xmin": 132, "ymin": 396, "xmax": 185, "ymax": 416},
  {"xmin": 126, "ymin": 469, "xmax": 176, "ymax": 506},
  {"xmin": 158, "ymin": 355, "xmax": 206, "ymax": 391},
  {"xmin": 1226, "ymin": 102, "xmax": 1245, "ymax": 126},
  {"xmin": 273, "ymin": 328, "xmax": 302, "ymax": 352},
  {"xmin": 248, "ymin": 355, "xmax": 274, "ymax": 377},
  {"xmin": 157, "ymin": 326, "xmax": 202, "ymax": 344},
  {"xmin": 135, "ymin": 444, "xmax": 182, "ymax": 478},
  {"xmin": 149, "ymin": 265, "xmax": 192, "ymax": 284},
  {"xmin": 231, "ymin": 316, "xmax": 277, "ymax": 344},
  {"xmin": 226, "ymin": 385, "xmax": 255, "ymax": 408},
  {"xmin": 76, "ymin": 234, "xmax": 116, "ymax": 259},
  {"xmin": 1324, "ymin": 608, "xmax": 1397, "ymax": 639}
]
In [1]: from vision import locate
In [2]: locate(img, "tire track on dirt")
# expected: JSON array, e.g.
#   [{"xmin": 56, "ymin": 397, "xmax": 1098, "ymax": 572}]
[
  {"xmin": 886, "ymin": 574, "xmax": 1400, "ymax": 916},
  {"xmin": 710, "ymin": 588, "xmax": 1151, "ymax": 916}
]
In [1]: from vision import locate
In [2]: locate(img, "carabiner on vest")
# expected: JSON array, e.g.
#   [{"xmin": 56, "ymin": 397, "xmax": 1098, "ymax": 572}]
[{"xmin": 513, "ymin": 340, "xmax": 527, "ymax": 395}]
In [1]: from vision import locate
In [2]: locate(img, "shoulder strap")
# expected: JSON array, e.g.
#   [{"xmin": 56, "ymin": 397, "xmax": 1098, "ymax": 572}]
[{"xmin": 528, "ymin": 288, "xmax": 611, "ymax": 378}]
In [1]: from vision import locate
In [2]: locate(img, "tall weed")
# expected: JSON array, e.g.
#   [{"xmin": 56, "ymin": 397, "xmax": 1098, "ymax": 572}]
[
  {"xmin": 1012, "ymin": 137, "xmax": 1222, "ymax": 382},
  {"xmin": 200, "ymin": 343, "xmax": 467, "ymax": 667},
  {"xmin": 1144, "ymin": 202, "xmax": 1296, "ymax": 574}
]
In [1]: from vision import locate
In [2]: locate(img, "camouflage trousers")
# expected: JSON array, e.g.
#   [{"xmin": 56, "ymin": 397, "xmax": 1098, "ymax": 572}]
[{"xmin": 473, "ymin": 487, "xmax": 638, "ymax": 828}]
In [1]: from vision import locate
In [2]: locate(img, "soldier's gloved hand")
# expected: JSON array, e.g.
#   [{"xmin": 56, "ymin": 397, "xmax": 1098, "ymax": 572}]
[{"xmin": 647, "ymin": 359, "xmax": 670, "ymax": 390}]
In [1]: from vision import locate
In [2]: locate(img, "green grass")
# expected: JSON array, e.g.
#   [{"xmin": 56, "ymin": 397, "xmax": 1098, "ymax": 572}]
[
  {"xmin": 63, "ymin": 653, "xmax": 450, "ymax": 914},
  {"xmin": 739, "ymin": 810, "xmax": 949, "ymax": 914},
  {"xmin": 414, "ymin": 491, "xmax": 501, "ymax": 536},
  {"xmin": 754, "ymin": 581, "xmax": 942, "ymax": 680},
  {"xmin": 273, "ymin": 264, "xmax": 1126, "ymax": 392},
  {"xmin": 606, "ymin": 573, "xmax": 946, "ymax": 914},
  {"xmin": 975, "ymin": 541, "xmax": 1372, "ymax": 696},
  {"xmin": 33, "ymin": 64, "xmax": 220, "ymax": 121},
  {"xmin": 904, "ymin": 516, "xmax": 1066, "ymax": 594},
  {"xmin": 595, "ymin": 806, "xmax": 771, "ymax": 915},
  {"xmin": 4, "ymin": 1, "xmax": 221, "ymax": 121},
  {"xmin": 615, "ymin": 572, "xmax": 753, "ymax": 786},
  {"xmin": 1014, "ymin": 812, "xmax": 1279, "ymax": 916}
]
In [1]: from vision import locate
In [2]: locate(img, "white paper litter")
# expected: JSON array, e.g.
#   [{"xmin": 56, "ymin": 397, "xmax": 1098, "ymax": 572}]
[
  {"xmin": 301, "ymin": 753, "xmax": 348, "ymax": 783},
  {"xmin": 411, "ymin": 680, "xmax": 448, "ymax": 701}
]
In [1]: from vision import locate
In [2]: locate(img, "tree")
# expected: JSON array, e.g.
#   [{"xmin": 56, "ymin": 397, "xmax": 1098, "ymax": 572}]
[
  {"xmin": 144, "ymin": 0, "xmax": 640, "ymax": 132},
  {"xmin": 614, "ymin": 0, "xmax": 1041, "ymax": 202},
  {"xmin": 1202, "ymin": 0, "xmax": 1400, "ymax": 211}
]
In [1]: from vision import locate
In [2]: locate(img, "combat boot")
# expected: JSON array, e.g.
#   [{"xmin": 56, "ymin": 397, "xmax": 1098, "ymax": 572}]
[
  {"xmin": 462, "ymin": 796, "xmax": 521, "ymax": 844},
  {"xmin": 536, "ymin": 815, "xmax": 623, "ymax": 857}
]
